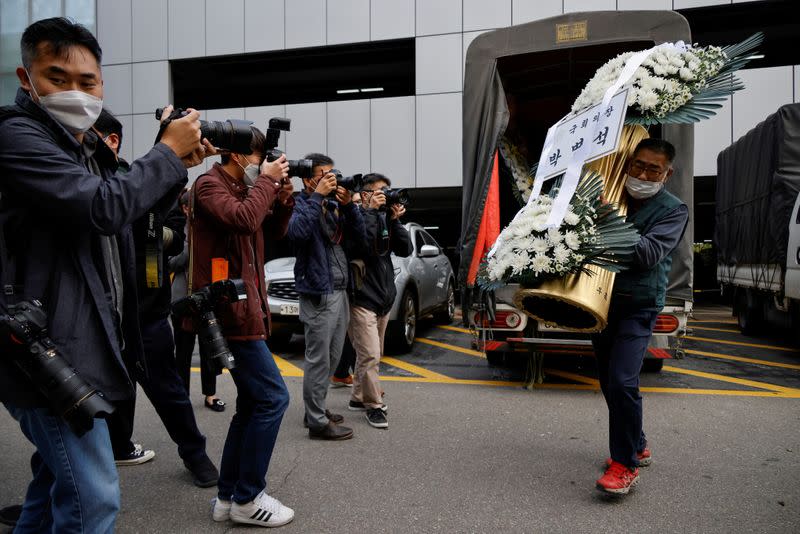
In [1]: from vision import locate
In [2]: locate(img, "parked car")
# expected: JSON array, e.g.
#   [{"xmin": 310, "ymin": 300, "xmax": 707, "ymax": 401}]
[{"xmin": 264, "ymin": 222, "xmax": 456, "ymax": 352}]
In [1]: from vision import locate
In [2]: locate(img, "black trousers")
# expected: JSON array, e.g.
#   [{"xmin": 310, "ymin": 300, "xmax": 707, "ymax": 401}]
[
  {"xmin": 333, "ymin": 334, "xmax": 356, "ymax": 379},
  {"xmin": 108, "ymin": 317, "xmax": 207, "ymax": 463},
  {"xmin": 172, "ymin": 314, "xmax": 217, "ymax": 397},
  {"xmin": 591, "ymin": 301, "xmax": 658, "ymax": 468}
]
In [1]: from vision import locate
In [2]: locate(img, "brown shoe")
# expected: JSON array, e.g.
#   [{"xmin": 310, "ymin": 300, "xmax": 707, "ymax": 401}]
[
  {"xmin": 308, "ymin": 422, "xmax": 354, "ymax": 440},
  {"xmin": 303, "ymin": 410, "xmax": 344, "ymax": 428}
]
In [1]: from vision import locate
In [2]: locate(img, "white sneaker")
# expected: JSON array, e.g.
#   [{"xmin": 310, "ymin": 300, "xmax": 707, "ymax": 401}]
[
  {"xmin": 211, "ymin": 497, "xmax": 231, "ymax": 522},
  {"xmin": 230, "ymin": 491, "xmax": 295, "ymax": 527}
]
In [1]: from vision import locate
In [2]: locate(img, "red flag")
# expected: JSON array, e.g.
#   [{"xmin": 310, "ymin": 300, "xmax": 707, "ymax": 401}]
[{"xmin": 467, "ymin": 150, "xmax": 501, "ymax": 286}]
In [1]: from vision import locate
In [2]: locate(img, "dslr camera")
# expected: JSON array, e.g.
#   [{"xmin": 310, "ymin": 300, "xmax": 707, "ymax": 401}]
[
  {"xmin": 329, "ymin": 169, "xmax": 363, "ymax": 195},
  {"xmin": 381, "ymin": 187, "xmax": 409, "ymax": 208},
  {"xmin": 172, "ymin": 279, "xmax": 247, "ymax": 371},
  {"xmin": 264, "ymin": 118, "xmax": 314, "ymax": 178},
  {"xmin": 154, "ymin": 107, "xmax": 254, "ymax": 154},
  {"xmin": 0, "ymin": 300, "xmax": 115, "ymax": 437}
]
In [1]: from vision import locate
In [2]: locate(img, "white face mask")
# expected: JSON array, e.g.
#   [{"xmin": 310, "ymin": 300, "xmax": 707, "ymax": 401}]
[
  {"xmin": 26, "ymin": 70, "xmax": 103, "ymax": 134},
  {"xmin": 236, "ymin": 157, "xmax": 260, "ymax": 186},
  {"xmin": 625, "ymin": 174, "xmax": 664, "ymax": 200}
]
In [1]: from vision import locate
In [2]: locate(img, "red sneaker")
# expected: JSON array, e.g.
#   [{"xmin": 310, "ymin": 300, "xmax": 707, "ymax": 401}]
[
  {"xmin": 331, "ymin": 375, "xmax": 353, "ymax": 388},
  {"xmin": 604, "ymin": 447, "xmax": 652, "ymax": 469},
  {"xmin": 596, "ymin": 460, "xmax": 639, "ymax": 495}
]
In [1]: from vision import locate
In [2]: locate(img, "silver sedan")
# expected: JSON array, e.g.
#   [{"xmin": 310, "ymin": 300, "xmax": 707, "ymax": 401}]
[{"xmin": 264, "ymin": 222, "xmax": 456, "ymax": 353}]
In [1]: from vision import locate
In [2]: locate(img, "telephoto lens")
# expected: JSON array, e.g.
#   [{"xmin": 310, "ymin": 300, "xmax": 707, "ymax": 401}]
[
  {"xmin": 383, "ymin": 187, "xmax": 409, "ymax": 206},
  {"xmin": 154, "ymin": 107, "xmax": 254, "ymax": 153}
]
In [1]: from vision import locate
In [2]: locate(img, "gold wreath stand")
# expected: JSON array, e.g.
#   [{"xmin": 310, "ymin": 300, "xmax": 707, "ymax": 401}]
[{"xmin": 513, "ymin": 124, "xmax": 649, "ymax": 333}]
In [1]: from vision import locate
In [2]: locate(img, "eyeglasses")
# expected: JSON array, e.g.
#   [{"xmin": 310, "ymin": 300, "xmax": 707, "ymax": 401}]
[{"xmin": 629, "ymin": 160, "xmax": 667, "ymax": 179}]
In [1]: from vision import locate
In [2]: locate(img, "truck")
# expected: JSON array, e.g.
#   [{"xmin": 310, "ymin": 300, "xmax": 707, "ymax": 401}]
[
  {"xmin": 459, "ymin": 10, "xmax": 695, "ymax": 373},
  {"xmin": 715, "ymin": 103, "xmax": 800, "ymax": 337}
]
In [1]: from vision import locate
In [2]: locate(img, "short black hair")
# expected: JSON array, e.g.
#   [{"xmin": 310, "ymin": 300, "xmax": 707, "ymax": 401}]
[
  {"xmin": 21, "ymin": 17, "xmax": 102, "ymax": 69},
  {"xmin": 94, "ymin": 108, "xmax": 123, "ymax": 148},
  {"xmin": 633, "ymin": 138, "xmax": 675, "ymax": 163},
  {"xmin": 362, "ymin": 173, "xmax": 391, "ymax": 187},
  {"xmin": 303, "ymin": 153, "xmax": 334, "ymax": 171},
  {"xmin": 220, "ymin": 126, "xmax": 266, "ymax": 164}
]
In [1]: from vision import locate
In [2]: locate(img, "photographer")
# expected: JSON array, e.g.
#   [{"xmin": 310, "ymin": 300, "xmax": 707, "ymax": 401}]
[
  {"xmin": 287, "ymin": 154, "xmax": 366, "ymax": 441},
  {"xmin": 0, "ymin": 17, "xmax": 209, "ymax": 532},
  {"xmin": 348, "ymin": 174, "xmax": 412, "ymax": 429},
  {"xmin": 189, "ymin": 128, "xmax": 295, "ymax": 527},
  {"xmin": 94, "ymin": 110, "xmax": 219, "ymax": 487}
]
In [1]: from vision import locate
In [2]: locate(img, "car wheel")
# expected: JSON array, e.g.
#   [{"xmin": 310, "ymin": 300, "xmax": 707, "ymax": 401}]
[
  {"xmin": 388, "ymin": 289, "xmax": 417, "ymax": 354},
  {"xmin": 641, "ymin": 358, "xmax": 664, "ymax": 373},
  {"xmin": 736, "ymin": 289, "xmax": 764, "ymax": 336},
  {"xmin": 433, "ymin": 281, "xmax": 456, "ymax": 324}
]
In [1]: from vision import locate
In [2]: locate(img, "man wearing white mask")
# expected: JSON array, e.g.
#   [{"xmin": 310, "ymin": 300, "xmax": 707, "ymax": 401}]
[
  {"xmin": 0, "ymin": 17, "xmax": 211, "ymax": 532},
  {"xmin": 593, "ymin": 138, "xmax": 688, "ymax": 496}
]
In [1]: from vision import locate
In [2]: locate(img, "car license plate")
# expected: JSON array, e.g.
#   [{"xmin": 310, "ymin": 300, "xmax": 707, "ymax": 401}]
[{"xmin": 280, "ymin": 304, "xmax": 299, "ymax": 316}]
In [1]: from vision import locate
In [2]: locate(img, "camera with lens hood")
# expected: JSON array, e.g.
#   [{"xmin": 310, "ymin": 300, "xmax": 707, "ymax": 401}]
[
  {"xmin": 154, "ymin": 107, "xmax": 254, "ymax": 154},
  {"xmin": 172, "ymin": 279, "xmax": 247, "ymax": 371},
  {"xmin": 0, "ymin": 300, "xmax": 115, "ymax": 437}
]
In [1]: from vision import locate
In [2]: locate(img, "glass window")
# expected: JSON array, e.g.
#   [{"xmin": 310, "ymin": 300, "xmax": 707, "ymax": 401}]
[{"xmin": 0, "ymin": 0, "xmax": 96, "ymax": 105}]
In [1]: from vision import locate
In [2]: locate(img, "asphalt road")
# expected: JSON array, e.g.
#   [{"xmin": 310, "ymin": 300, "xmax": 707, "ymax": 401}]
[{"xmin": 1, "ymin": 303, "xmax": 798, "ymax": 533}]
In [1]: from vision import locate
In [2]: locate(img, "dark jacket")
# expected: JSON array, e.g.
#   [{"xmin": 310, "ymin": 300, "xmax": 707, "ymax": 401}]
[
  {"xmin": 287, "ymin": 191, "xmax": 366, "ymax": 296},
  {"xmin": 190, "ymin": 163, "xmax": 294, "ymax": 340},
  {"xmin": 0, "ymin": 88, "xmax": 188, "ymax": 407},
  {"xmin": 133, "ymin": 201, "xmax": 186, "ymax": 323},
  {"xmin": 351, "ymin": 209, "xmax": 412, "ymax": 315},
  {"xmin": 614, "ymin": 189, "xmax": 688, "ymax": 309}
]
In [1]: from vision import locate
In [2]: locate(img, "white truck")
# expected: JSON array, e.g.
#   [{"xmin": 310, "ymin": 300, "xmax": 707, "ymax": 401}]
[{"xmin": 715, "ymin": 103, "xmax": 800, "ymax": 336}]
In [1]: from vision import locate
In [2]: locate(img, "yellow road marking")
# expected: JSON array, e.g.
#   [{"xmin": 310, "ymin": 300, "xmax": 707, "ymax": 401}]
[
  {"xmin": 544, "ymin": 368, "xmax": 599, "ymax": 386},
  {"xmin": 662, "ymin": 365, "xmax": 800, "ymax": 395},
  {"xmin": 272, "ymin": 354, "xmax": 304, "ymax": 377},
  {"xmin": 690, "ymin": 326, "xmax": 740, "ymax": 334},
  {"xmin": 381, "ymin": 357, "xmax": 454, "ymax": 381},
  {"xmin": 437, "ymin": 324, "xmax": 472, "ymax": 334},
  {"xmin": 191, "ymin": 366, "xmax": 229, "ymax": 374},
  {"xmin": 685, "ymin": 348, "xmax": 800, "ymax": 371},
  {"xmin": 381, "ymin": 376, "xmax": 526, "ymax": 387},
  {"xmin": 414, "ymin": 337, "xmax": 486, "ymax": 358},
  {"xmin": 684, "ymin": 335, "xmax": 800, "ymax": 353}
]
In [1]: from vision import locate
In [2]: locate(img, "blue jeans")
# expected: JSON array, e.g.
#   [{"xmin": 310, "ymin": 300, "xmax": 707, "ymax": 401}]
[
  {"xmin": 218, "ymin": 340, "xmax": 289, "ymax": 504},
  {"xmin": 3, "ymin": 403, "xmax": 119, "ymax": 533},
  {"xmin": 591, "ymin": 300, "xmax": 659, "ymax": 468}
]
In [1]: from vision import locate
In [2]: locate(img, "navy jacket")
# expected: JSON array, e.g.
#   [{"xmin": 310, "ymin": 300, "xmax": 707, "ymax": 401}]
[
  {"xmin": 0, "ymin": 88, "xmax": 188, "ymax": 407},
  {"xmin": 287, "ymin": 191, "xmax": 366, "ymax": 296}
]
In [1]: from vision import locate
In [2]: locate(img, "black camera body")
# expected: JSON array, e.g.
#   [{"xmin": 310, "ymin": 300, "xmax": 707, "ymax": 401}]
[
  {"xmin": 329, "ymin": 169, "xmax": 363, "ymax": 195},
  {"xmin": 381, "ymin": 187, "xmax": 409, "ymax": 209},
  {"xmin": 154, "ymin": 107, "xmax": 254, "ymax": 154},
  {"xmin": 172, "ymin": 279, "xmax": 247, "ymax": 371},
  {"xmin": 0, "ymin": 300, "xmax": 115, "ymax": 436},
  {"xmin": 264, "ymin": 117, "xmax": 314, "ymax": 178}
]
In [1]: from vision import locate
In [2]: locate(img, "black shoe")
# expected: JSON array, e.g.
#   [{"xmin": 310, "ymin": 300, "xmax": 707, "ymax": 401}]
[
  {"xmin": 204, "ymin": 397, "xmax": 226, "ymax": 412},
  {"xmin": 365, "ymin": 408, "xmax": 388, "ymax": 429},
  {"xmin": 183, "ymin": 454, "xmax": 219, "ymax": 488},
  {"xmin": 308, "ymin": 422, "xmax": 354, "ymax": 440},
  {"xmin": 0, "ymin": 505, "xmax": 22, "ymax": 527},
  {"xmin": 348, "ymin": 400, "xmax": 388, "ymax": 414},
  {"xmin": 303, "ymin": 410, "xmax": 345, "ymax": 428}
]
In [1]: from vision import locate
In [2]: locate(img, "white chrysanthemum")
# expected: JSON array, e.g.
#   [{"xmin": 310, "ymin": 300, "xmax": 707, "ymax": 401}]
[
  {"xmin": 509, "ymin": 252, "xmax": 530, "ymax": 275},
  {"xmin": 547, "ymin": 227, "xmax": 564, "ymax": 244},
  {"xmin": 679, "ymin": 67, "xmax": 694, "ymax": 81},
  {"xmin": 553, "ymin": 244, "xmax": 571, "ymax": 264},
  {"xmin": 513, "ymin": 235, "xmax": 534, "ymax": 251},
  {"xmin": 530, "ymin": 254, "xmax": 552, "ymax": 274},
  {"xmin": 531, "ymin": 237, "xmax": 549, "ymax": 254},
  {"xmin": 639, "ymin": 90, "xmax": 659, "ymax": 110},
  {"xmin": 564, "ymin": 230, "xmax": 581, "ymax": 251},
  {"xmin": 563, "ymin": 210, "xmax": 580, "ymax": 226},
  {"xmin": 531, "ymin": 213, "xmax": 549, "ymax": 232}
]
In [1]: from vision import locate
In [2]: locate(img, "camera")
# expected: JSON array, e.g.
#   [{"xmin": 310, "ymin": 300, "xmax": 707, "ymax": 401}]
[
  {"xmin": 0, "ymin": 300, "xmax": 115, "ymax": 437},
  {"xmin": 154, "ymin": 107, "xmax": 254, "ymax": 154},
  {"xmin": 172, "ymin": 279, "xmax": 247, "ymax": 371},
  {"xmin": 330, "ymin": 169, "xmax": 363, "ymax": 194},
  {"xmin": 264, "ymin": 117, "xmax": 314, "ymax": 178},
  {"xmin": 381, "ymin": 187, "xmax": 409, "ymax": 208}
]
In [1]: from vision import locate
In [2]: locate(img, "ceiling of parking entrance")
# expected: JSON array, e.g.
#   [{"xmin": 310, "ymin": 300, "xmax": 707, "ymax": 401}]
[{"xmin": 170, "ymin": 38, "xmax": 414, "ymax": 109}]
